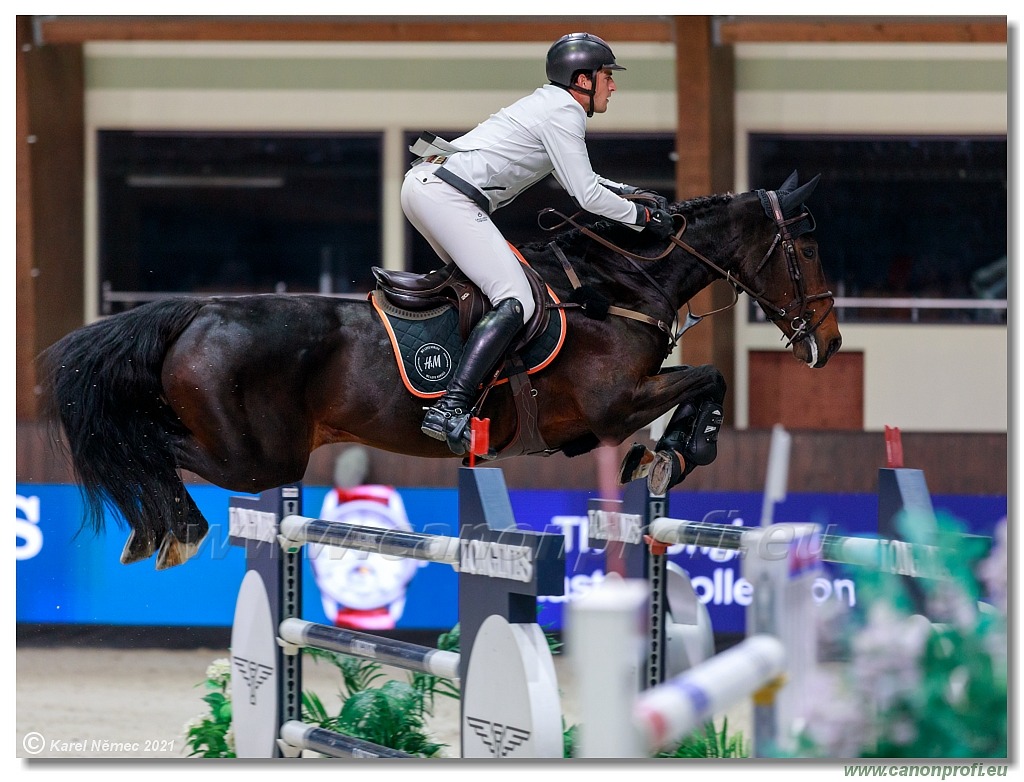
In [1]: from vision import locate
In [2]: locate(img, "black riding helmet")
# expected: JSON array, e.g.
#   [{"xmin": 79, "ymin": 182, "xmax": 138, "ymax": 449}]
[{"xmin": 546, "ymin": 32, "xmax": 625, "ymax": 117}]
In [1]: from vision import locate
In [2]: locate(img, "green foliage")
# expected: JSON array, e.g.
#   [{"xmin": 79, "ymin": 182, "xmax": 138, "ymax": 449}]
[
  {"xmin": 408, "ymin": 623, "xmax": 460, "ymax": 713},
  {"xmin": 655, "ymin": 719, "xmax": 748, "ymax": 758},
  {"xmin": 185, "ymin": 628, "xmax": 462, "ymax": 759},
  {"xmin": 183, "ymin": 659, "xmax": 236, "ymax": 758},
  {"xmin": 562, "ymin": 721, "xmax": 578, "ymax": 758},
  {"xmin": 864, "ymin": 617, "xmax": 1007, "ymax": 758},
  {"xmin": 563, "ymin": 716, "xmax": 748, "ymax": 759},
  {"xmin": 334, "ymin": 680, "xmax": 446, "ymax": 757},
  {"xmin": 794, "ymin": 512, "xmax": 1008, "ymax": 759},
  {"xmin": 305, "ymin": 646, "xmax": 386, "ymax": 697}
]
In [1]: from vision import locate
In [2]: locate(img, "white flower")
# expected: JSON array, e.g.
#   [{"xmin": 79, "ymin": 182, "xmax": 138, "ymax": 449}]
[
  {"xmin": 225, "ymin": 728, "xmax": 235, "ymax": 752},
  {"xmin": 888, "ymin": 715, "xmax": 918, "ymax": 746},
  {"xmin": 850, "ymin": 605, "xmax": 929, "ymax": 712},
  {"xmin": 206, "ymin": 658, "xmax": 232, "ymax": 686},
  {"xmin": 926, "ymin": 580, "xmax": 977, "ymax": 630},
  {"xmin": 797, "ymin": 669, "xmax": 871, "ymax": 757},
  {"xmin": 976, "ymin": 517, "xmax": 1007, "ymax": 615}
]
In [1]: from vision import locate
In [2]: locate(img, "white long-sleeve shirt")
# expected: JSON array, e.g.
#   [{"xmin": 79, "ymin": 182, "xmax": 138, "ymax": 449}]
[{"xmin": 441, "ymin": 84, "xmax": 642, "ymax": 224}]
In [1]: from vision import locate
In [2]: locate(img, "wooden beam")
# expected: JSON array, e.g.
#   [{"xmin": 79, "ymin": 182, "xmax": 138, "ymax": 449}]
[
  {"xmin": 16, "ymin": 17, "xmax": 38, "ymax": 420},
  {"xmin": 35, "ymin": 15, "xmax": 1006, "ymax": 46},
  {"xmin": 673, "ymin": 16, "xmax": 736, "ymax": 416},
  {"xmin": 716, "ymin": 17, "xmax": 1006, "ymax": 44},
  {"xmin": 17, "ymin": 17, "xmax": 86, "ymax": 420},
  {"xmin": 35, "ymin": 16, "xmax": 673, "ymax": 45}
]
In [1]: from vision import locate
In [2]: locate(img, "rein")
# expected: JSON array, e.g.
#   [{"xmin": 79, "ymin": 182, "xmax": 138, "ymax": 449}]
[
  {"xmin": 538, "ymin": 191, "xmax": 834, "ymax": 352},
  {"xmin": 539, "ymin": 206, "xmax": 681, "ymax": 353}
]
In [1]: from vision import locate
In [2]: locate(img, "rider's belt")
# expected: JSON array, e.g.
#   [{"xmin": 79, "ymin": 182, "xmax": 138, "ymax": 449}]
[{"xmin": 434, "ymin": 166, "xmax": 491, "ymax": 214}]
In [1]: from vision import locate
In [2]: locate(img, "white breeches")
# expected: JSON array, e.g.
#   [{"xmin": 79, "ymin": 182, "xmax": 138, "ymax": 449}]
[{"xmin": 400, "ymin": 162, "xmax": 535, "ymax": 324}]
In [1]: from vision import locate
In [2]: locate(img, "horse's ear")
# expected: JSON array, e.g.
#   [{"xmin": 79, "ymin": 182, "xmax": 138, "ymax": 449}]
[
  {"xmin": 779, "ymin": 174, "xmax": 820, "ymax": 215},
  {"xmin": 779, "ymin": 170, "xmax": 799, "ymax": 193}
]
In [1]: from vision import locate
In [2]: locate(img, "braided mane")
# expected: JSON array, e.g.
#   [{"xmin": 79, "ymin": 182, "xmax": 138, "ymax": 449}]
[{"xmin": 670, "ymin": 192, "xmax": 736, "ymax": 215}]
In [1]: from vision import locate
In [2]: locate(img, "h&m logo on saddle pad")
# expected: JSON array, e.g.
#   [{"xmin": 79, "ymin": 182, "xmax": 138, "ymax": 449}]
[
  {"xmin": 413, "ymin": 342, "xmax": 453, "ymax": 383},
  {"xmin": 371, "ymin": 291, "xmax": 566, "ymax": 399}
]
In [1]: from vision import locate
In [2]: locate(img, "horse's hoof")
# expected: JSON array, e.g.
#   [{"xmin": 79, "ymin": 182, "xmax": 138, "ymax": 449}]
[
  {"xmin": 647, "ymin": 450, "xmax": 684, "ymax": 496},
  {"xmin": 155, "ymin": 529, "xmax": 207, "ymax": 570},
  {"xmin": 619, "ymin": 443, "xmax": 656, "ymax": 484},
  {"xmin": 120, "ymin": 530, "xmax": 157, "ymax": 565}
]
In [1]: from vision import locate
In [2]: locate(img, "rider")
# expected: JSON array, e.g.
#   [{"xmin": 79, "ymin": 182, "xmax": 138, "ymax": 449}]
[{"xmin": 402, "ymin": 32, "xmax": 675, "ymax": 455}]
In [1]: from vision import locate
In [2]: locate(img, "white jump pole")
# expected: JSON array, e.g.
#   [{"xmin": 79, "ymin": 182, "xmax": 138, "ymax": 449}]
[{"xmin": 633, "ymin": 635, "xmax": 786, "ymax": 754}]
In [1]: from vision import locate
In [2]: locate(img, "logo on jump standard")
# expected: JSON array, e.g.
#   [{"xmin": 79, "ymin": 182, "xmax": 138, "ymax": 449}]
[
  {"xmin": 413, "ymin": 343, "xmax": 452, "ymax": 382},
  {"xmin": 233, "ymin": 655, "xmax": 273, "ymax": 705},
  {"xmin": 465, "ymin": 716, "xmax": 532, "ymax": 758}
]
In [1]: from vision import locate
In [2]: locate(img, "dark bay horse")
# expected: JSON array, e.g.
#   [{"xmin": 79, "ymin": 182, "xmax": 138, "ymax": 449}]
[{"xmin": 41, "ymin": 172, "xmax": 841, "ymax": 569}]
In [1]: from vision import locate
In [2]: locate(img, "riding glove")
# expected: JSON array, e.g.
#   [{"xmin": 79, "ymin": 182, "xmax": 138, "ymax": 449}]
[{"xmin": 636, "ymin": 206, "xmax": 675, "ymax": 239}]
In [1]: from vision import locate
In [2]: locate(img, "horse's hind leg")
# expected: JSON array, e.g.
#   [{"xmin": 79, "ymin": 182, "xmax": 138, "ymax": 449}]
[
  {"xmin": 156, "ymin": 477, "xmax": 210, "ymax": 570},
  {"xmin": 121, "ymin": 529, "xmax": 159, "ymax": 565},
  {"xmin": 118, "ymin": 461, "xmax": 210, "ymax": 569}
]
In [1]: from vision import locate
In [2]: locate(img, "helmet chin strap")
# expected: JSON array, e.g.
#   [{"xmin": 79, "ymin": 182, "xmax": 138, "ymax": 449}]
[{"xmin": 568, "ymin": 72, "xmax": 597, "ymax": 117}]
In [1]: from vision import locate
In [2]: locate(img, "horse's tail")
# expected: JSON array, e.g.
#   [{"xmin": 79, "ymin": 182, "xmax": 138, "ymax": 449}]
[{"xmin": 39, "ymin": 298, "xmax": 206, "ymax": 561}]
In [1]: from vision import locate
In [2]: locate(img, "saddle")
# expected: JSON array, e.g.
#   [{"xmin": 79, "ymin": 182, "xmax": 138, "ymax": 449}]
[
  {"xmin": 370, "ymin": 251, "xmax": 565, "ymax": 461},
  {"xmin": 371, "ymin": 253, "xmax": 552, "ymax": 348}
]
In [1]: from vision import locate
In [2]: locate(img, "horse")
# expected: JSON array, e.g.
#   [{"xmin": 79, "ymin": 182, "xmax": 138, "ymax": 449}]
[{"xmin": 40, "ymin": 172, "xmax": 841, "ymax": 569}]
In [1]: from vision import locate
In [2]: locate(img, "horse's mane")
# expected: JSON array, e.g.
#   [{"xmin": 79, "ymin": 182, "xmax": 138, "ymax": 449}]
[{"xmin": 671, "ymin": 192, "xmax": 737, "ymax": 215}]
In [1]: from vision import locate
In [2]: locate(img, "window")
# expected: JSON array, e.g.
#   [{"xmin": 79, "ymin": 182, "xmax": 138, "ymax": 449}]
[
  {"xmin": 404, "ymin": 132, "xmax": 676, "ymax": 274},
  {"xmin": 98, "ymin": 131, "xmax": 382, "ymax": 314},
  {"xmin": 748, "ymin": 135, "xmax": 1007, "ymax": 324}
]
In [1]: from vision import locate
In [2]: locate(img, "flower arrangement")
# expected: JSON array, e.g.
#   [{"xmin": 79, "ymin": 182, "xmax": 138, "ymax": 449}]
[
  {"xmin": 184, "ymin": 617, "xmax": 740, "ymax": 759},
  {"xmin": 794, "ymin": 513, "xmax": 1007, "ymax": 758},
  {"xmin": 183, "ymin": 626, "xmax": 461, "ymax": 758},
  {"xmin": 183, "ymin": 658, "xmax": 235, "ymax": 758}
]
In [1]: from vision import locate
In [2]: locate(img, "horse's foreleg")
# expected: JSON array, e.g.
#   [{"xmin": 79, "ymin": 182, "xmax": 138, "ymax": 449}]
[
  {"xmin": 617, "ymin": 364, "xmax": 726, "ymax": 493},
  {"xmin": 613, "ymin": 364, "xmax": 725, "ymax": 435}
]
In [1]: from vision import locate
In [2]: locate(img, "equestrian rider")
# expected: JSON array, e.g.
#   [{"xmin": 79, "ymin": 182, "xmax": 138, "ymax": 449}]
[{"xmin": 402, "ymin": 32, "xmax": 674, "ymax": 455}]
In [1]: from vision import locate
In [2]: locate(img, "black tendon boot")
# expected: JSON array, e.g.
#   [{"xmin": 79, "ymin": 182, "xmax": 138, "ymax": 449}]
[
  {"xmin": 619, "ymin": 400, "xmax": 724, "ymax": 494},
  {"xmin": 421, "ymin": 298, "xmax": 525, "ymax": 455}
]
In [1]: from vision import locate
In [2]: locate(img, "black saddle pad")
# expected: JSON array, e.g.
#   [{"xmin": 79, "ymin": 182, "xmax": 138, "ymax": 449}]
[{"xmin": 370, "ymin": 290, "xmax": 566, "ymax": 398}]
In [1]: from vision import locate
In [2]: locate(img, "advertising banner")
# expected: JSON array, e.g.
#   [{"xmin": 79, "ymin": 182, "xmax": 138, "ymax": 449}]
[{"xmin": 16, "ymin": 483, "xmax": 1005, "ymax": 634}]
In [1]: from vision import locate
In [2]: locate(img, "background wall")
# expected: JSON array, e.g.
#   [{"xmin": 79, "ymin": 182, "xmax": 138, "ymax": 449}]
[
  {"xmin": 16, "ymin": 18, "xmax": 1008, "ymax": 499},
  {"xmin": 732, "ymin": 42, "xmax": 1007, "ymax": 431},
  {"xmin": 79, "ymin": 37, "xmax": 1007, "ymax": 432}
]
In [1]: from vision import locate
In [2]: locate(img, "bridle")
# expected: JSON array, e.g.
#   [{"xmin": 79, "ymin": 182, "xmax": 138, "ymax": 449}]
[
  {"xmin": 538, "ymin": 190, "xmax": 834, "ymax": 352},
  {"xmin": 755, "ymin": 189, "xmax": 835, "ymax": 348}
]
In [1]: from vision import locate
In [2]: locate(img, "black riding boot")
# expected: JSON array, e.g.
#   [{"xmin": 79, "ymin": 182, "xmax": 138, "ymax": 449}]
[{"xmin": 421, "ymin": 298, "xmax": 525, "ymax": 455}]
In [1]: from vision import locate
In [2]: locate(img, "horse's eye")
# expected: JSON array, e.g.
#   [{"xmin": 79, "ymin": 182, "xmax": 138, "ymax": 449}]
[{"xmin": 801, "ymin": 246, "xmax": 816, "ymax": 259}]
